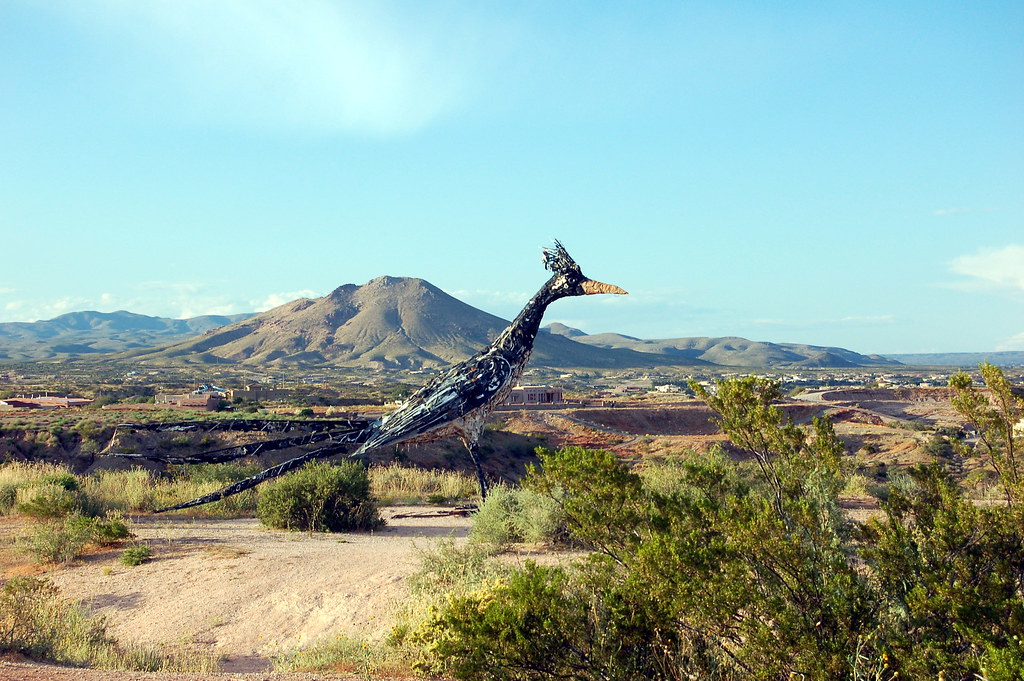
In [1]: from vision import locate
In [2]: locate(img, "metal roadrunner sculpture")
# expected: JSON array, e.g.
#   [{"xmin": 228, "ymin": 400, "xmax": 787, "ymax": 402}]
[{"xmin": 110, "ymin": 241, "xmax": 626, "ymax": 511}]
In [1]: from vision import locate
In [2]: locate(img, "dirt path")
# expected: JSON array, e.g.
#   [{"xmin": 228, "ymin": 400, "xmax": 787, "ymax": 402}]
[{"xmin": 13, "ymin": 507, "xmax": 472, "ymax": 678}]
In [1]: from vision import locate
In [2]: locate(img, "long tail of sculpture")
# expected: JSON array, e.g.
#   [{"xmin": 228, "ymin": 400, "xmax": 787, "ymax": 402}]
[
  {"xmin": 110, "ymin": 427, "xmax": 365, "ymax": 465},
  {"xmin": 154, "ymin": 441, "xmax": 352, "ymax": 512},
  {"xmin": 104, "ymin": 419, "xmax": 377, "ymax": 512}
]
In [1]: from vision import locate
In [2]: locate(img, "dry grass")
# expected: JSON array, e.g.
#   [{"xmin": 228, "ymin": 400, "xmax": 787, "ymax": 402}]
[{"xmin": 369, "ymin": 463, "xmax": 477, "ymax": 504}]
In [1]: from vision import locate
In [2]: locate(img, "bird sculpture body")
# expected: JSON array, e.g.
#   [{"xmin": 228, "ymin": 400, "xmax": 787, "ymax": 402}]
[
  {"xmin": 129, "ymin": 241, "xmax": 625, "ymax": 511},
  {"xmin": 351, "ymin": 241, "xmax": 626, "ymax": 496}
]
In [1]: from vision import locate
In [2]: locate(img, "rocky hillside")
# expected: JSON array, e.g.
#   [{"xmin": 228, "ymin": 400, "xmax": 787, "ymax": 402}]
[{"xmin": 118, "ymin": 277, "xmax": 696, "ymax": 369}]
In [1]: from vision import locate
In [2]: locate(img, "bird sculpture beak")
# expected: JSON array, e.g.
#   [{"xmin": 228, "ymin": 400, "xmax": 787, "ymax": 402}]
[{"xmin": 581, "ymin": 280, "xmax": 628, "ymax": 295}]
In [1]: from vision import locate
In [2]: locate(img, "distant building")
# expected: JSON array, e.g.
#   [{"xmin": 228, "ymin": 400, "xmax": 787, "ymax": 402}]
[
  {"xmin": 155, "ymin": 391, "xmax": 223, "ymax": 411},
  {"xmin": 0, "ymin": 396, "xmax": 92, "ymax": 410},
  {"xmin": 504, "ymin": 385, "xmax": 564, "ymax": 407},
  {"xmin": 228, "ymin": 383, "xmax": 288, "ymax": 401}
]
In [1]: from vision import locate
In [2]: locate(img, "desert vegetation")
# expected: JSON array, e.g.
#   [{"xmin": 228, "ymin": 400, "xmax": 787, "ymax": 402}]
[
  {"xmin": 0, "ymin": 366, "xmax": 1021, "ymax": 679},
  {"xmin": 369, "ymin": 371, "xmax": 1020, "ymax": 680}
]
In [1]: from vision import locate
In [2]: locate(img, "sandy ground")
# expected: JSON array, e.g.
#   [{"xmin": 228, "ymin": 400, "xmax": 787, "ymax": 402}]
[{"xmin": 3, "ymin": 507, "xmax": 474, "ymax": 680}]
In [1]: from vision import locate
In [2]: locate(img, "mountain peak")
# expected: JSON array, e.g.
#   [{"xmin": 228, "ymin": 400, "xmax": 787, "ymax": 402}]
[{"xmin": 0, "ymin": 277, "xmax": 900, "ymax": 369}]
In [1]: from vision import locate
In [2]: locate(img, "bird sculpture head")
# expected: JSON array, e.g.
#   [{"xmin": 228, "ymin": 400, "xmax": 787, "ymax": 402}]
[{"xmin": 542, "ymin": 240, "xmax": 627, "ymax": 298}]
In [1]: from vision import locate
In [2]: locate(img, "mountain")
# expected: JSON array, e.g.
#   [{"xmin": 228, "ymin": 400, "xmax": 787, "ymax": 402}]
[
  {"xmin": 543, "ymin": 325, "xmax": 901, "ymax": 369},
  {"xmin": 0, "ymin": 310, "xmax": 254, "ymax": 361},
  {"xmin": 883, "ymin": 351, "xmax": 1024, "ymax": 367},
  {"xmin": 0, "ymin": 279, "xmax": 900, "ymax": 369},
  {"xmin": 117, "ymin": 277, "xmax": 698, "ymax": 369}
]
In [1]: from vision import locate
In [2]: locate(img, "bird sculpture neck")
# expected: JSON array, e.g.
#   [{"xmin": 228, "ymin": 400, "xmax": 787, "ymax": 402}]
[{"xmin": 492, "ymin": 277, "xmax": 563, "ymax": 361}]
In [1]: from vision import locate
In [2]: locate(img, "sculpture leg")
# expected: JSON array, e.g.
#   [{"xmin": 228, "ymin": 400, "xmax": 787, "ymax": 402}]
[{"xmin": 465, "ymin": 441, "xmax": 489, "ymax": 501}]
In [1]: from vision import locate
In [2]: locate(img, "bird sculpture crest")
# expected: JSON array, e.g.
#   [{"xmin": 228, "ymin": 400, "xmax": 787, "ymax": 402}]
[{"xmin": 110, "ymin": 241, "xmax": 626, "ymax": 510}]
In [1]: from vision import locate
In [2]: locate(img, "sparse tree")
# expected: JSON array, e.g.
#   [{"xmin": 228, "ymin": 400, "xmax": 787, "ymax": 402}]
[{"xmin": 949, "ymin": 362, "xmax": 1023, "ymax": 505}]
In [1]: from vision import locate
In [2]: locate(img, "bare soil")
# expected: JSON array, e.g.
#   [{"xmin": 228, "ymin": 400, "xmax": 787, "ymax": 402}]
[{"xmin": 1, "ymin": 508, "xmax": 473, "ymax": 681}]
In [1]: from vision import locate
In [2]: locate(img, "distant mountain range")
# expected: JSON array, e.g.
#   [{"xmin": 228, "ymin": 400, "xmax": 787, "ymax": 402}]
[
  {"xmin": 0, "ymin": 311, "xmax": 253, "ymax": 361},
  {"xmin": 0, "ymin": 277, "xmax": 902, "ymax": 369},
  {"xmin": 881, "ymin": 351, "xmax": 1024, "ymax": 368},
  {"xmin": 112, "ymin": 277, "xmax": 688, "ymax": 369},
  {"xmin": 543, "ymin": 323, "xmax": 899, "ymax": 368}
]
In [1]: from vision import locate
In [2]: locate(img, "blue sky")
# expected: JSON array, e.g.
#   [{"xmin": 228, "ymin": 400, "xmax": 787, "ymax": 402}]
[{"xmin": 1, "ymin": 1, "xmax": 1021, "ymax": 355}]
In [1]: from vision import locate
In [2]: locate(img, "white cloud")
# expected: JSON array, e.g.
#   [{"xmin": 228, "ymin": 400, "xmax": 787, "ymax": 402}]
[
  {"xmin": 67, "ymin": 0, "xmax": 500, "ymax": 135},
  {"xmin": 450, "ymin": 289, "xmax": 531, "ymax": 317},
  {"xmin": 838, "ymin": 315, "xmax": 895, "ymax": 324},
  {"xmin": 2, "ymin": 297, "xmax": 91, "ymax": 322},
  {"xmin": 996, "ymin": 332, "xmax": 1024, "ymax": 352},
  {"xmin": 753, "ymin": 314, "xmax": 895, "ymax": 327},
  {"xmin": 254, "ymin": 290, "xmax": 321, "ymax": 312},
  {"xmin": 933, "ymin": 208, "xmax": 970, "ymax": 217},
  {"xmin": 0, "ymin": 281, "xmax": 259, "ymax": 323},
  {"xmin": 949, "ymin": 245, "xmax": 1024, "ymax": 292}
]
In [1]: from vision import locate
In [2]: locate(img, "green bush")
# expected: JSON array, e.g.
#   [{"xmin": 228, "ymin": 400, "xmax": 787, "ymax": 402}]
[
  {"xmin": 418, "ymin": 380, "xmax": 875, "ymax": 680},
  {"xmin": 257, "ymin": 461, "xmax": 383, "ymax": 532},
  {"xmin": 468, "ymin": 483, "xmax": 568, "ymax": 548},
  {"xmin": 16, "ymin": 483, "xmax": 83, "ymax": 519},
  {"xmin": 468, "ymin": 484, "xmax": 522, "ymax": 548},
  {"xmin": 512, "ymin": 487, "xmax": 568, "ymax": 545},
  {"xmin": 21, "ymin": 515, "xmax": 96, "ymax": 564},
  {"xmin": 412, "ymin": 377, "xmax": 1024, "ymax": 680},
  {"xmin": 41, "ymin": 471, "xmax": 80, "ymax": 492},
  {"xmin": 92, "ymin": 512, "xmax": 132, "ymax": 544},
  {"xmin": 417, "ymin": 562, "xmax": 598, "ymax": 680},
  {"xmin": 859, "ymin": 465, "xmax": 1024, "ymax": 679},
  {"xmin": 118, "ymin": 544, "xmax": 152, "ymax": 566},
  {"xmin": 20, "ymin": 511, "xmax": 134, "ymax": 564},
  {"xmin": 0, "ymin": 483, "xmax": 18, "ymax": 513}
]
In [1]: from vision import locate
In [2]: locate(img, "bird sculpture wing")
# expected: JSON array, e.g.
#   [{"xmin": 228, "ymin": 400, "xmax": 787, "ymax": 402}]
[{"xmin": 357, "ymin": 350, "xmax": 514, "ymax": 452}]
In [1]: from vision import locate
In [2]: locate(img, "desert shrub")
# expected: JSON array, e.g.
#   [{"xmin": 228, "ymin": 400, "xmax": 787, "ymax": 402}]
[
  {"xmin": 257, "ymin": 460, "xmax": 383, "ymax": 532},
  {"xmin": 950, "ymin": 362, "xmax": 1024, "ymax": 504},
  {"xmin": 468, "ymin": 483, "xmax": 568, "ymax": 548},
  {"xmin": 407, "ymin": 539, "xmax": 507, "ymax": 600},
  {"xmin": 118, "ymin": 544, "xmax": 152, "ymax": 566},
  {"xmin": 92, "ymin": 511, "xmax": 132, "ymax": 544},
  {"xmin": 80, "ymin": 464, "xmax": 259, "ymax": 517},
  {"xmin": 415, "ymin": 377, "xmax": 1024, "ymax": 680},
  {"xmin": 0, "ymin": 576, "xmax": 218, "ymax": 671},
  {"xmin": 15, "ymin": 482, "xmax": 83, "ymax": 519},
  {"xmin": 0, "ymin": 463, "xmax": 113, "ymax": 518},
  {"xmin": 0, "ymin": 483, "xmax": 18, "ymax": 513},
  {"xmin": 859, "ymin": 465, "xmax": 1024, "ymax": 679},
  {"xmin": 513, "ymin": 486, "xmax": 568, "ymax": 545},
  {"xmin": 842, "ymin": 472, "xmax": 875, "ymax": 498},
  {"xmin": 468, "ymin": 483, "xmax": 522, "ymax": 548},
  {"xmin": 417, "ymin": 562, "xmax": 601, "ymax": 680},
  {"xmin": 418, "ymin": 379, "xmax": 879, "ymax": 680},
  {"xmin": 19, "ymin": 511, "xmax": 133, "ymax": 564},
  {"xmin": 71, "ymin": 418, "xmax": 106, "ymax": 442},
  {"xmin": 964, "ymin": 468, "xmax": 1003, "ymax": 499},
  {"xmin": 21, "ymin": 515, "xmax": 97, "ymax": 564},
  {"xmin": 387, "ymin": 539, "xmax": 514, "ymax": 671},
  {"xmin": 41, "ymin": 471, "xmax": 79, "ymax": 492},
  {"xmin": 636, "ymin": 455, "xmax": 699, "ymax": 494},
  {"xmin": 0, "ymin": 461, "xmax": 71, "ymax": 489}
]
